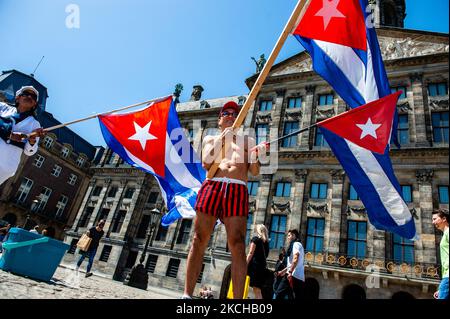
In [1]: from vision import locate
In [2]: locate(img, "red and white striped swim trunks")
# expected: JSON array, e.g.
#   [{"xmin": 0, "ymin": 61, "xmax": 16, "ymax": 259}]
[{"xmin": 195, "ymin": 177, "xmax": 249, "ymax": 220}]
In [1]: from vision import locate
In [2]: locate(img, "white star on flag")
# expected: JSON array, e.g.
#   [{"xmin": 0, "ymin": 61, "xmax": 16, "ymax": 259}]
[
  {"xmin": 128, "ymin": 121, "xmax": 157, "ymax": 150},
  {"xmin": 356, "ymin": 118, "xmax": 382, "ymax": 140},
  {"xmin": 315, "ymin": 0, "xmax": 346, "ymax": 30}
]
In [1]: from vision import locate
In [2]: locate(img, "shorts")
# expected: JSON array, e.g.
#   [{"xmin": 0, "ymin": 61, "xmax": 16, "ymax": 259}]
[{"xmin": 195, "ymin": 177, "xmax": 249, "ymax": 220}]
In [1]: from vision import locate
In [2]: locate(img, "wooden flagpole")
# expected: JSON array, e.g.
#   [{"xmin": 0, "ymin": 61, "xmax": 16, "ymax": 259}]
[
  {"xmin": 206, "ymin": 0, "xmax": 310, "ymax": 179},
  {"xmin": 27, "ymin": 95, "xmax": 172, "ymax": 137}
]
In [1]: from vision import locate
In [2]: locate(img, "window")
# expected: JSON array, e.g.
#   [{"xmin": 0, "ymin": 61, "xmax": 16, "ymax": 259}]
[
  {"xmin": 269, "ymin": 215, "xmax": 287, "ymax": 249},
  {"xmin": 99, "ymin": 245, "xmax": 112, "ymax": 262},
  {"xmin": 107, "ymin": 186, "xmax": 118, "ymax": 198},
  {"xmin": 124, "ymin": 188, "xmax": 135, "ymax": 199},
  {"xmin": 275, "ymin": 182, "xmax": 291, "ymax": 197},
  {"xmin": 147, "ymin": 192, "xmax": 159, "ymax": 204},
  {"xmin": 92, "ymin": 186, "xmax": 102, "ymax": 196},
  {"xmin": 35, "ymin": 187, "xmax": 52, "ymax": 212},
  {"xmin": 248, "ymin": 181, "xmax": 259, "ymax": 196},
  {"xmin": 136, "ymin": 215, "xmax": 151, "ymax": 239},
  {"xmin": 245, "ymin": 213, "xmax": 254, "ymax": 245},
  {"xmin": 68, "ymin": 239, "xmax": 78, "ymax": 254},
  {"xmin": 401, "ymin": 185, "xmax": 413, "ymax": 203},
  {"xmin": 314, "ymin": 128, "xmax": 329, "ymax": 147},
  {"xmin": 281, "ymin": 122, "xmax": 299, "ymax": 147},
  {"xmin": 107, "ymin": 152, "xmax": 116, "ymax": 165},
  {"xmin": 306, "ymin": 218, "xmax": 325, "ymax": 253},
  {"xmin": 51, "ymin": 165, "xmax": 62, "ymax": 177},
  {"xmin": 255, "ymin": 124, "xmax": 269, "ymax": 145},
  {"xmin": 155, "ymin": 223, "xmax": 168, "ymax": 241},
  {"xmin": 55, "ymin": 195, "xmax": 69, "ymax": 218},
  {"xmin": 33, "ymin": 155, "xmax": 45, "ymax": 168},
  {"xmin": 288, "ymin": 97, "xmax": 302, "ymax": 109},
  {"xmin": 439, "ymin": 186, "xmax": 449, "ymax": 204},
  {"xmin": 393, "ymin": 233, "xmax": 414, "ymax": 264},
  {"xmin": 318, "ymin": 94, "xmax": 333, "ymax": 106},
  {"xmin": 397, "ymin": 114, "xmax": 409, "ymax": 145},
  {"xmin": 428, "ymin": 83, "xmax": 448, "ymax": 97},
  {"xmin": 432, "ymin": 112, "xmax": 449, "ymax": 143},
  {"xmin": 15, "ymin": 178, "xmax": 33, "ymax": 204},
  {"xmin": 76, "ymin": 157, "xmax": 85, "ymax": 167},
  {"xmin": 61, "ymin": 146, "xmax": 70, "ymax": 158},
  {"xmin": 391, "ymin": 86, "xmax": 407, "ymax": 99},
  {"xmin": 42, "ymin": 136, "xmax": 53, "ymax": 149},
  {"xmin": 259, "ymin": 100, "xmax": 272, "ymax": 111},
  {"xmin": 78, "ymin": 206, "xmax": 94, "ymax": 228},
  {"xmin": 347, "ymin": 221, "xmax": 367, "ymax": 259},
  {"xmin": 349, "ymin": 184, "xmax": 360, "ymax": 200},
  {"xmin": 166, "ymin": 258, "xmax": 181, "ymax": 278},
  {"xmin": 111, "ymin": 210, "xmax": 126, "ymax": 233},
  {"xmin": 68, "ymin": 174, "xmax": 77, "ymax": 186},
  {"xmin": 125, "ymin": 251, "xmax": 138, "ymax": 268},
  {"xmin": 176, "ymin": 220, "xmax": 192, "ymax": 244},
  {"xmin": 311, "ymin": 183, "xmax": 327, "ymax": 199},
  {"xmin": 145, "ymin": 254, "xmax": 158, "ymax": 273}
]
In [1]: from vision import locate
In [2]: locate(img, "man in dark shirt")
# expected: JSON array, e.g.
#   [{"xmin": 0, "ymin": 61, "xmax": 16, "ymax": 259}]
[{"xmin": 76, "ymin": 219, "xmax": 105, "ymax": 278}]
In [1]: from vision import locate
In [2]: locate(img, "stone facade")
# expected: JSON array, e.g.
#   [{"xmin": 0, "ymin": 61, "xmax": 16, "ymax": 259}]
[{"xmin": 63, "ymin": 26, "xmax": 448, "ymax": 298}]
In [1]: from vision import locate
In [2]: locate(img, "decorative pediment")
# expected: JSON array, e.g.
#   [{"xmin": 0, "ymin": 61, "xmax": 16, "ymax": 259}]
[
  {"xmin": 378, "ymin": 36, "xmax": 449, "ymax": 61},
  {"xmin": 429, "ymin": 96, "xmax": 449, "ymax": 111},
  {"xmin": 271, "ymin": 201, "xmax": 291, "ymax": 214},
  {"xmin": 271, "ymin": 56, "xmax": 313, "ymax": 76},
  {"xmin": 284, "ymin": 109, "xmax": 302, "ymax": 120}
]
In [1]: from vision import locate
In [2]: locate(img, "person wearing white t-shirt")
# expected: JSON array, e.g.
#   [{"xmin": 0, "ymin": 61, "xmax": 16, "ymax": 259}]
[
  {"xmin": 0, "ymin": 86, "xmax": 46, "ymax": 185},
  {"xmin": 285, "ymin": 229, "xmax": 305, "ymax": 299}
]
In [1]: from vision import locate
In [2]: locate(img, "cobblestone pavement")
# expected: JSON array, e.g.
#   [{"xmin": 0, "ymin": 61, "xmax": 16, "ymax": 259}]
[{"xmin": 0, "ymin": 265, "xmax": 180, "ymax": 299}]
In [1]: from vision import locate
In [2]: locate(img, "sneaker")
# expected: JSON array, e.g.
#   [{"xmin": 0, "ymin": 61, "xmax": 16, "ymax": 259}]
[
  {"xmin": 180, "ymin": 294, "xmax": 192, "ymax": 300},
  {"xmin": 85, "ymin": 272, "xmax": 93, "ymax": 278}
]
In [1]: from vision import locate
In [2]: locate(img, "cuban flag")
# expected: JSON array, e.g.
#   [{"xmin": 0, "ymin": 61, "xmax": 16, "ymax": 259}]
[
  {"xmin": 293, "ymin": 0, "xmax": 416, "ymax": 239},
  {"xmin": 98, "ymin": 96, "xmax": 205, "ymax": 226}
]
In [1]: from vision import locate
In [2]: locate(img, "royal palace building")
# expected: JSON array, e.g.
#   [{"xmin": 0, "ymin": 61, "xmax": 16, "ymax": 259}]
[{"xmin": 63, "ymin": 1, "xmax": 449, "ymax": 299}]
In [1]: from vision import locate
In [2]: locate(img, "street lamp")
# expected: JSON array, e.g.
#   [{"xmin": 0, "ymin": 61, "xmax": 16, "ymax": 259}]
[
  {"xmin": 23, "ymin": 199, "xmax": 39, "ymax": 230},
  {"xmin": 126, "ymin": 207, "xmax": 162, "ymax": 290}
]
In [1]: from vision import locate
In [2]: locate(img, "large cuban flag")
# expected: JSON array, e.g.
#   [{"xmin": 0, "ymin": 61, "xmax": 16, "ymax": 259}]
[
  {"xmin": 293, "ymin": 0, "xmax": 416, "ymax": 239},
  {"xmin": 98, "ymin": 96, "xmax": 206, "ymax": 227}
]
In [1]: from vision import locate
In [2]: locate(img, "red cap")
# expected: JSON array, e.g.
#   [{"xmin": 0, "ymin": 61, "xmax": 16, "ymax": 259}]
[{"xmin": 220, "ymin": 101, "xmax": 240, "ymax": 114}]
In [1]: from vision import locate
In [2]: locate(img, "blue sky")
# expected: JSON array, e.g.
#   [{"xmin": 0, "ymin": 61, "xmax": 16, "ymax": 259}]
[{"xmin": 0, "ymin": 0, "xmax": 448, "ymax": 146}]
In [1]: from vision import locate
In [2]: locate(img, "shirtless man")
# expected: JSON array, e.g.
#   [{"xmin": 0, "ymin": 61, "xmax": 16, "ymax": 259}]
[{"xmin": 182, "ymin": 101, "xmax": 266, "ymax": 299}]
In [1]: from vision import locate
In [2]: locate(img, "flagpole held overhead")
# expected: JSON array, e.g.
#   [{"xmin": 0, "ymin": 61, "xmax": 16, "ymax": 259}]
[
  {"xmin": 27, "ymin": 95, "xmax": 172, "ymax": 137},
  {"xmin": 206, "ymin": 0, "xmax": 311, "ymax": 179}
]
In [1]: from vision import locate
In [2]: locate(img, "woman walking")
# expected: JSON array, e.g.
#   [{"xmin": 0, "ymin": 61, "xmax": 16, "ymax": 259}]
[{"xmin": 246, "ymin": 224, "xmax": 269, "ymax": 299}]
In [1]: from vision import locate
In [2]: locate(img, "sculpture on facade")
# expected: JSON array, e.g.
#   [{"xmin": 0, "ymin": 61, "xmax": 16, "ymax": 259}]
[{"xmin": 251, "ymin": 54, "xmax": 267, "ymax": 73}]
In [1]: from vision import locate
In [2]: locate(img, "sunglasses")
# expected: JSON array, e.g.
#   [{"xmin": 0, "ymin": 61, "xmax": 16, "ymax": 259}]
[
  {"xmin": 20, "ymin": 92, "xmax": 37, "ymax": 101},
  {"xmin": 220, "ymin": 111, "xmax": 238, "ymax": 118}
]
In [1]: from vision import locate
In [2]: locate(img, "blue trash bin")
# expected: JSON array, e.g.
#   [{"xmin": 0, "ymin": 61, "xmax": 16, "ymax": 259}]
[{"xmin": 0, "ymin": 227, "xmax": 70, "ymax": 282}]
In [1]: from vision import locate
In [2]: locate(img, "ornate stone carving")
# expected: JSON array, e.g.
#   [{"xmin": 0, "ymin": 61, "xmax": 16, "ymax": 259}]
[
  {"xmin": 276, "ymin": 89, "xmax": 286, "ymax": 97},
  {"xmin": 305, "ymin": 85, "xmax": 316, "ymax": 94},
  {"xmin": 429, "ymin": 96, "xmax": 449, "ymax": 111},
  {"xmin": 307, "ymin": 200, "xmax": 329, "ymax": 215},
  {"xmin": 416, "ymin": 169, "xmax": 434, "ymax": 183},
  {"xmin": 346, "ymin": 205, "xmax": 366, "ymax": 216},
  {"xmin": 397, "ymin": 100, "xmax": 412, "ymax": 113},
  {"xmin": 89, "ymin": 178, "xmax": 97, "ymax": 187},
  {"xmin": 104, "ymin": 178, "xmax": 112, "ymax": 185},
  {"xmin": 295, "ymin": 169, "xmax": 308, "ymax": 183},
  {"xmin": 330, "ymin": 169, "xmax": 345, "ymax": 183},
  {"xmin": 256, "ymin": 113, "xmax": 272, "ymax": 123},
  {"xmin": 200, "ymin": 100, "xmax": 210, "ymax": 109},
  {"xmin": 316, "ymin": 105, "xmax": 335, "ymax": 119},
  {"xmin": 271, "ymin": 58, "xmax": 312, "ymax": 76},
  {"xmin": 271, "ymin": 201, "xmax": 291, "ymax": 214},
  {"xmin": 190, "ymin": 85, "xmax": 204, "ymax": 101},
  {"xmin": 262, "ymin": 174, "xmax": 272, "ymax": 183},
  {"xmin": 379, "ymin": 37, "xmax": 449, "ymax": 61},
  {"xmin": 284, "ymin": 109, "xmax": 302, "ymax": 120}
]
